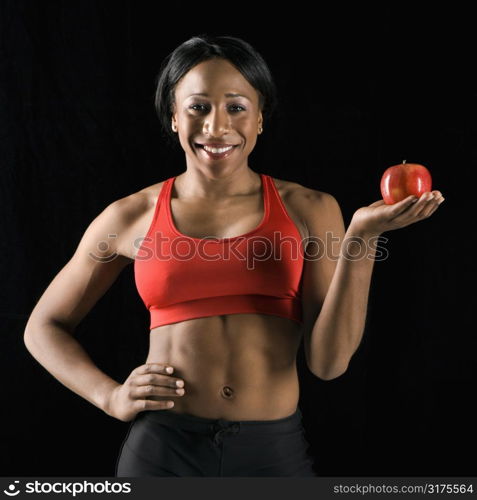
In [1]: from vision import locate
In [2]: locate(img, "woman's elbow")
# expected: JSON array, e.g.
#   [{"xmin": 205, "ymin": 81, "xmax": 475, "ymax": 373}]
[{"xmin": 308, "ymin": 362, "xmax": 348, "ymax": 381}]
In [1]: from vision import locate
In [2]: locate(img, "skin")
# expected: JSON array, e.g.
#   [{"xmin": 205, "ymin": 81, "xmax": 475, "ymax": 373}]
[{"xmin": 24, "ymin": 57, "xmax": 445, "ymax": 424}]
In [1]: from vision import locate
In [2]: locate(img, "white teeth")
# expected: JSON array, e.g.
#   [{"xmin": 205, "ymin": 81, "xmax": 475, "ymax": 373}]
[{"xmin": 203, "ymin": 145, "xmax": 234, "ymax": 154}]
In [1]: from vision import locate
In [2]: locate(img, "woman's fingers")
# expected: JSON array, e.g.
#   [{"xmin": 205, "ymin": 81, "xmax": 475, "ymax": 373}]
[
  {"xmin": 387, "ymin": 191, "xmax": 444, "ymax": 229},
  {"xmin": 136, "ymin": 363, "xmax": 174, "ymax": 376},
  {"xmin": 130, "ymin": 373, "xmax": 186, "ymax": 400},
  {"xmin": 128, "ymin": 363, "xmax": 187, "ymax": 402},
  {"xmin": 133, "ymin": 383, "xmax": 185, "ymax": 397},
  {"xmin": 415, "ymin": 192, "xmax": 441, "ymax": 217},
  {"xmin": 389, "ymin": 195, "xmax": 419, "ymax": 218},
  {"xmin": 105, "ymin": 363, "xmax": 187, "ymax": 421},
  {"xmin": 135, "ymin": 399, "xmax": 176, "ymax": 412},
  {"xmin": 404, "ymin": 191, "xmax": 445, "ymax": 219},
  {"xmin": 413, "ymin": 192, "xmax": 435, "ymax": 216},
  {"xmin": 135, "ymin": 373, "xmax": 184, "ymax": 389}
]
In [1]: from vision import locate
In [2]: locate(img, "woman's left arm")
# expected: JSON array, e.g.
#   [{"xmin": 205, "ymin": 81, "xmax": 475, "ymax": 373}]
[{"xmin": 301, "ymin": 189, "xmax": 445, "ymax": 380}]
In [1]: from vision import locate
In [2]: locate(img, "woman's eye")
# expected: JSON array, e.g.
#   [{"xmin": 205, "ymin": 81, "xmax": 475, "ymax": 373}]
[
  {"xmin": 190, "ymin": 104, "xmax": 208, "ymax": 112},
  {"xmin": 229, "ymin": 104, "xmax": 246, "ymax": 112},
  {"xmin": 189, "ymin": 104, "xmax": 246, "ymax": 112}
]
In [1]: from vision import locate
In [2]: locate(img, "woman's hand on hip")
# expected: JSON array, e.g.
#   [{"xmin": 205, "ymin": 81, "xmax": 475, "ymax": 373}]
[{"xmin": 104, "ymin": 363, "xmax": 185, "ymax": 422}]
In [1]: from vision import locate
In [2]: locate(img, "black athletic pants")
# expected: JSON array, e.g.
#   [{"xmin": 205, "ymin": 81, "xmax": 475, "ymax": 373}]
[{"xmin": 115, "ymin": 406, "xmax": 317, "ymax": 477}]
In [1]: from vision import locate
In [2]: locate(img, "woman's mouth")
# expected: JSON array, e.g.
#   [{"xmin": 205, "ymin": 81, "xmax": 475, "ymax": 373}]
[{"xmin": 195, "ymin": 143, "xmax": 239, "ymax": 160}]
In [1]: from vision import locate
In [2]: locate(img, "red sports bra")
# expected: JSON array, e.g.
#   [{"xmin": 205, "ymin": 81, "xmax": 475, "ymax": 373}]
[{"xmin": 134, "ymin": 173, "xmax": 304, "ymax": 329}]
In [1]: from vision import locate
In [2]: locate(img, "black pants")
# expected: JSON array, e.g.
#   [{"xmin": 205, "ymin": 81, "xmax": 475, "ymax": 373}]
[{"xmin": 115, "ymin": 406, "xmax": 317, "ymax": 477}]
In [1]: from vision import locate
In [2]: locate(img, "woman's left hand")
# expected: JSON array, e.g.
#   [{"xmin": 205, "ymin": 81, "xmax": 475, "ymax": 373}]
[{"xmin": 350, "ymin": 190, "xmax": 445, "ymax": 236}]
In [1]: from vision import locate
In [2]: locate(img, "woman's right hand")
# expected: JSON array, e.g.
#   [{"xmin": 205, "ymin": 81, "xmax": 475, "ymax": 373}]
[{"xmin": 104, "ymin": 363, "xmax": 185, "ymax": 422}]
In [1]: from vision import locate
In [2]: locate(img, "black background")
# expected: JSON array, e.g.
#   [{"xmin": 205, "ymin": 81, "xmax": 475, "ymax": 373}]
[{"xmin": 1, "ymin": 1, "xmax": 475, "ymax": 476}]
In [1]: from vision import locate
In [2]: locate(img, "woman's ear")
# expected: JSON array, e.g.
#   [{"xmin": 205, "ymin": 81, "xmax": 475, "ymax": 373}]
[
  {"xmin": 171, "ymin": 107, "xmax": 177, "ymax": 132},
  {"xmin": 258, "ymin": 111, "xmax": 263, "ymax": 133},
  {"xmin": 171, "ymin": 101, "xmax": 178, "ymax": 132}
]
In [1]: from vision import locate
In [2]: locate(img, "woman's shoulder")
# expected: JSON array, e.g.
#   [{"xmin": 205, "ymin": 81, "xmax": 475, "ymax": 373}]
[
  {"xmin": 270, "ymin": 175, "xmax": 343, "ymax": 242},
  {"xmin": 95, "ymin": 181, "xmax": 167, "ymax": 247},
  {"xmin": 110, "ymin": 180, "xmax": 167, "ymax": 219},
  {"xmin": 95, "ymin": 180, "xmax": 168, "ymax": 259},
  {"xmin": 269, "ymin": 175, "xmax": 337, "ymax": 210}
]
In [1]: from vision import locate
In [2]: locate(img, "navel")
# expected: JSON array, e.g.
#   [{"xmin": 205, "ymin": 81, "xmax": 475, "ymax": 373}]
[{"xmin": 220, "ymin": 385, "xmax": 235, "ymax": 399}]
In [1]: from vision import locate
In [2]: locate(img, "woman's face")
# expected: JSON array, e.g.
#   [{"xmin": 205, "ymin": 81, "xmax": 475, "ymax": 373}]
[{"xmin": 171, "ymin": 57, "xmax": 263, "ymax": 172}]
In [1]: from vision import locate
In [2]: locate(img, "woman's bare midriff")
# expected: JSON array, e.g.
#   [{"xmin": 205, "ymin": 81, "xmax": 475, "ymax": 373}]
[{"xmin": 144, "ymin": 312, "xmax": 303, "ymax": 421}]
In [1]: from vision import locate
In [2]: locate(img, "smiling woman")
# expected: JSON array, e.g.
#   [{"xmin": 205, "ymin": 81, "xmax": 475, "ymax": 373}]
[
  {"xmin": 154, "ymin": 34, "xmax": 277, "ymax": 149},
  {"xmin": 112, "ymin": 35, "xmax": 320, "ymax": 476},
  {"xmin": 23, "ymin": 33, "xmax": 444, "ymax": 479},
  {"xmin": 172, "ymin": 57, "xmax": 262, "ymax": 168}
]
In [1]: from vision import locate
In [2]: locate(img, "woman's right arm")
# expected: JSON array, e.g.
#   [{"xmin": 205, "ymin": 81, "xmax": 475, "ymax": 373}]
[{"xmin": 23, "ymin": 198, "xmax": 133, "ymax": 415}]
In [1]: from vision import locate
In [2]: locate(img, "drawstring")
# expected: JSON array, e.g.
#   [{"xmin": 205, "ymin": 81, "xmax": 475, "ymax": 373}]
[{"xmin": 212, "ymin": 422, "xmax": 241, "ymax": 445}]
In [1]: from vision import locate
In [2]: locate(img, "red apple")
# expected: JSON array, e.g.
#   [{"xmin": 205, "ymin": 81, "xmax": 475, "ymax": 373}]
[{"xmin": 380, "ymin": 160, "xmax": 432, "ymax": 204}]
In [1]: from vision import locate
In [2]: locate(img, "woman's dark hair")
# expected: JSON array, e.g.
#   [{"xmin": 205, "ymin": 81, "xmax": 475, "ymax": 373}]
[{"xmin": 154, "ymin": 34, "xmax": 278, "ymax": 147}]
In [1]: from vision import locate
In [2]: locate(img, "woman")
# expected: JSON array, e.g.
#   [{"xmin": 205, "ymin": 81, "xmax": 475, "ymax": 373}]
[{"xmin": 23, "ymin": 34, "xmax": 445, "ymax": 477}]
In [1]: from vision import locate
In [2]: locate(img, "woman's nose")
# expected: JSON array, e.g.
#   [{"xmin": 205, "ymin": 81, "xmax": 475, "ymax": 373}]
[{"xmin": 203, "ymin": 108, "xmax": 230, "ymax": 136}]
